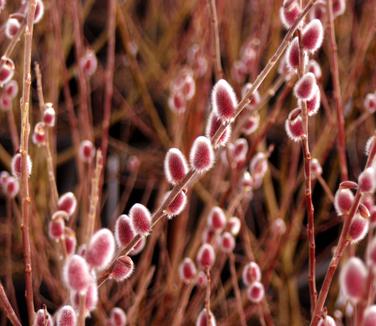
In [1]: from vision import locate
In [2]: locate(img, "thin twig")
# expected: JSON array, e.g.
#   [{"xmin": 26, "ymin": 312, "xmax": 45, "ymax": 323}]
[
  {"xmin": 20, "ymin": 0, "xmax": 37, "ymax": 323},
  {"xmin": 326, "ymin": 0, "xmax": 348, "ymax": 180},
  {"xmin": 207, "ymin": 0, "xmax": 223, "ymax": 80},
  {"xmin": 0, "ymin": 283, "xmax": 21, "ymax": 326}
]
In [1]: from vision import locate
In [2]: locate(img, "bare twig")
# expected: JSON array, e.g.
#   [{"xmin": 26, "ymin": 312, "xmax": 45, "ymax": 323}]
[
  {"xmin": 207, "ymin": 0, "xmax": 223, "ymax": 80},
  {"xmin": 0, "ymin": 283, "xmax": 21, "ymax": 326},
  {"xmin": 19, "ymin": 0, "xmax": 37, "ymax": 323}
]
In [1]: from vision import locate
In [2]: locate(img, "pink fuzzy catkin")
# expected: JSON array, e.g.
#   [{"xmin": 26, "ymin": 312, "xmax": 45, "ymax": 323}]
[
  {"xmin": 115, "ymin": 214, "xmax": 135, "ymax": 247},
  {"xmin": 189, "ymin": 136, "xmax": 215, "ymax": 173},
  {"xmin": 242, "ymin": 262, "xmax": 261, "ymax": 286},
  {"xmin": 129, "ymin": 203, "xmax": 152, "ymax": 235},
  {"xmin": 164, "ymin": 148, "xmax": 189, "ymax": 185},
  {"xmin": 211, "ymin": 79, "xmax": 238, "ymax": 122},
  {"xmin": 196, "ymin": 308, "xmax": 216, "ymax": 326},
  {"xmin": 207, "ymin": 206, "xmax": 226, "ymax": 231},
  {"xmin": 110, "ymin": 256, "xmax": 134, "ymax": 281},
  {"xmin": 63, "ymin": 255, "xmax": 92, "ymax": 293},
  {"xmin": 294, "ymin": 72, "xmax": 317, "ymax": 100},
  {"xmin": 247, "ymin": 281, "xmax": 265, "ymax": 303},
  {"xmin": 55, "ymin": 305, "xmax": 77, "ymax": 326},
  {"xmin": 179, "ymin": 257, "xmax": 197, "ymax": 284},
  {"xmin": 110, "ymin": 307, "xmax": 127, "ymax": 326},
  {"xmin": 86, "ymin": 228, "xmax": 115, "ymax": 270},
  {"xmin": 205, "ymin": 112, "xmax": 232, "ymax": 147},
  {"xmin": 339, "ymin": 257, "xmax": 368, "ymax": 302},
  {"xmin": 58, "ymin": 192, "xmax": 77, "ymax": 217},
  {"xmin": 196, "ymin": 243, "xmax": 215, "ymax": 269},
  {"xmin": 301, "ymin": 19, "xmax": 324, "ymax": 52},
  {"xmin": 165, "ymin": 190, "xmax": 187, "ymax": 218},
  {"xmin": 334, "ymin": 188, "xmax": 354, "ymax": 215}
]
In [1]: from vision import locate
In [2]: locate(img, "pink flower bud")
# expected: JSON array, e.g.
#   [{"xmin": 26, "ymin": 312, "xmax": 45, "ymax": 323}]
[
  {"xmin": 364, "ymin": 93, "xmax": 376, "ymax": 114},
  {"xmin": 362, "ymin": 195, "xmax": 374, "ymax": 211},
  {"xmin": 33, "ymin": 309, "xmax": 53, "ymax": 326},
  {"xmin": 242, "ymin": 113, "xmax": 260, "ymax": 135},
  {"xmin": 272, "ymin": 218, "xmax": 287, "ymax": 235},
  {"xmin": 306, "ymin": 85, "xmax": 321, "ymax": 116},
  {"xmin": 11, "ymin": 152, "xmax": 32, "ymax": 177},
  {"xmin": 205, "ymin": 112, "xmax": 231, "ymax": 147},
  {"xmin": 247, "ymin": 281, "xmax": 265, "ymax": 303},
  {"xmin": 241, "ymin": 43, "xmax": 257, "ymax": 70},
  {"xmin": 218, "ymin": 232, "xmax": 235, "ymax": 253},
  {"xmin": 86, "ymin": 228, "xmax": 115, "ymax": 270},
  {"xmin": 32, "ymin": 122, "xmax": 46, "ymax": 146},
  {"xmin": 0, "ymin": 170, "xmax": 9, "ymax": 187},
  {"xmin": 4, "ymin": 80, "xmax": 18, "ymax": 98},
  {"xmin": 55, "ymin": 305, "xmax": 77, "ymax": 326},
  {"xmin": 110, "ymin": 307, "xmax": 127, "ymax": 326},
  {"xmin": 58, "ymin": 192, "xmax": 77, "ymax": 217},
  {"xmin": 64, "ymin": 228, "xmax": 77, "ymax": 256},
  {"xmin": 232, "ymin": 60, "xmax": 247, "ymax": 83},
  {"xmin": 196, "ymin": 308, "xmax": 216, "ymax": 326},
  {"xmin": 189, "ymin": 136, "xmax": 214, "ymax": 173},
  {"xmin": 168, "ymin": 91, "xmax": 186, "ymax": 114},
  {"xmin": 280, "ymin": 1, "xmax": 301, "ymax": 29},
  {"xmin": 358, "ymin": 167, "xmax": 375, "ymax": 193},
  {"xmin": 250, "ymin": 153, "xmax": 268, "ymax": 180},
  {"xmin": 43, "ymin": 103, "xmax": 56, "ymax": 127},
  {"xmin": 242, "ymin": 262, "xmax": 261, "ymax": 286},
  {"xmin": 286, "ymin": 37, "xmax": 300, "ymax": 70},
  {"xmin": 370, "ymin": 206, "xmax": 376, "ymax": 227},
  {"xmin": 63, "ymin": 254, "xmax": 92, "ymax": 293},
  {"xmin": 0, "ymin": 57, "xmax": 15, "ymax": 87},
  {"xmin": 241, "ymin": 83, "xmax": 260, "ymax": 110},
  {"xmin": 334, "ymin": 188, "xmax": 354, "ymax": 215},
  {"xmin": 33, "ymin": 0, "xmax": 45, "ymax": 24},
  {"xmin": 227, "ymin": 216, "xmax": 241, "ymax": 236},
  {"xmin": 48, "ymin": 217, "xmax": 65, "ymax": 240},
  {"xmin": 294, "ymin": 72, "xmax": 317, "ymax": 100},
  {"xmin": 317, "ymin": 315, "xmax": 336, "ymax": 326},
  {"xmin": 202, "ymin": 227, "xmax": 217, "ymax": 244},
  {"xmin": 310, "ymin": 2, "xmax": 326, "ymax": 21},
  {"xmin": 339, "ymin": 257, "xmax": 367, "ymax": 302},
  {"xmin": 301, "ymin": 19, "xmax": 324, "ymax": 52},
  {"xmin": 80, "ymin": 50, "xmax": 97, "ymax": 77},
  {"xmin": 164, "ymin": 148, "xmax": 189, "ymax": 185},
  {"xmin": 129, "ymin": 203, "xmax": 151, "ymax": 236},
  {"xmin": 339, "ymin": 180, "xmax": 358, "ymax": 190},
  {"xmin": 359, "ymin": 203, "xmax": 371, "ymax": 219},
  {"xmin": 207, "ymin": 206, "xmax": 226, "ymax": 231},
  {"xmin": 4, "ymin": 176, "xmax": 19, "ymax": 198},
  {"xmin": 175, "ymin": 71, "xmax": 196, "ymax": 100},
  {"xmin": 110, "ymin": 256, "xmax": 134, "ymax": 281},
  {"xmin": 363, "ymin": 306, "xmax": 376, "ymax": 326},
  {"xmin": 196, "ymin": 271, "xmax": 207, "ymax": 287},
  {"xmin": 5, "ymin": 18, "xmax": 21, "ymax": 39},
  {"xmin": 165, "ymin": 191, "xmax": 187, "ymax": 218},
  {"xmin": 241, "ymin": 171, "xmax": 253, "ymax": 190},
  {"xmin": 79, "ymin": 140, "xmax": 95, "ymax": 163},
  {"xmin": 366, "ymin": 238, "xmax": 376, "ymax": 268},
  {"xmin": 212, "ymin": 79, "xmax": 238, "ymax": 122},
  {"xmin": 233, "ymin": 138, "xmax": 248, "ymax": 163},
  {"xmin": 179, "ymin": 257, "xmax": 197, "ymax": 284},
  {"xmin": 129, "ymin": 237, "xmax": 146, "ymax": 255},
  {"xmin": 285, "ymin": 108, "xmax": 305, "ymax": 142},
  {"xmin": 349, "ymin": 214, "xmax": 369, "ymax": 243},
  {"xmin": 115, "ymin": 214, "xmax": 135, "ymax": 247},
  {"xmin": 332, "ymin": 0, "xmax": 346, "ymax": 18},
  {"xmin": 310, "ymin": 158, "xmax": 322, "ymax": 179},
  {"xmin": 308, "ymin": 60, "xmax": 322, "ymax": 79},
  {"xmin": 0, "ymin": 94, "xmax": 12, "ymax": 111},
  {"xmin": 71, "ymin": 283, "xmax": 98, "ymax": 313},
  {"xmin": 278, "ymin": 55, "xmax": 293, "ymax": 80},
  {"xmin": 196, "ymin": 243, "xmax": 215, "ymax": 269}
]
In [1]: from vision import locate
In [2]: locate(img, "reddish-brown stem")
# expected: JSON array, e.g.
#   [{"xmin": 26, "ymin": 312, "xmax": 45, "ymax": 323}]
[
  {"xmin": 34, "ymin": 63, "xmax": 59, "ymax": 208},
  {"xmin": 19, "ymin": 1, "xmax": 37, "ymax": 323},
  {"xmin": 70, "ymin": 0, "xmax": 93, "ymax": 141},
  {"xmin": 207, "ymin": 0, "xmax": 223, "ymax": 80},
  {"xmin": 100, "ymin": 0, "xmax": 116, "ymax": 178},
  {"xmin": 310, "ymin": 138, "xmax": 376, "ymax": 325},
  {"xmin": 326, "ymin": 0, "xmax": 348, "ymax": 181},
  {"xmin": 297, "ymin": 26, "xmax": 317, "ymax": 310},
  {"xmin": 229, "ymin": 253, "xmax": 247, "ymax": 326},
  {"xmin": 0, "ymin": 283, "xmax": 21, "ymax": 326}
]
